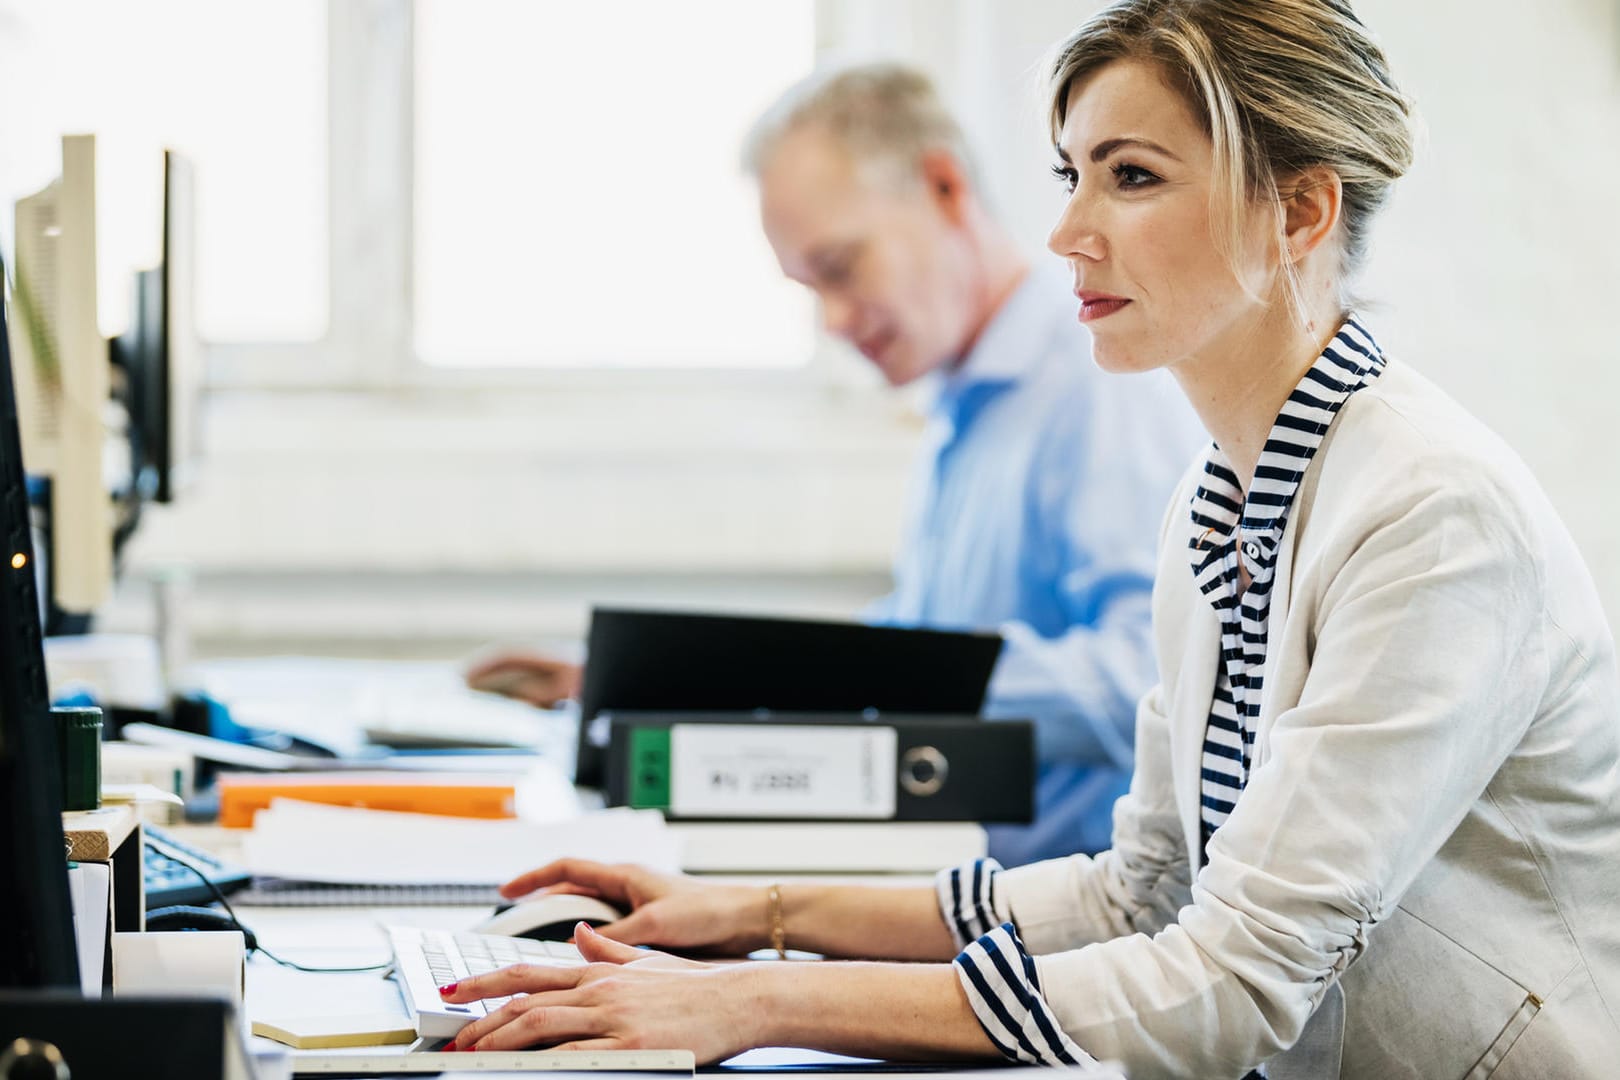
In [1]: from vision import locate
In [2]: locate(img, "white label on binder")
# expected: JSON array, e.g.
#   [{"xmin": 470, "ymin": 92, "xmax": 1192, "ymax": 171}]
[{"xmin": 669, "ymin": 725, "xmax": 898, "ymax": 819}]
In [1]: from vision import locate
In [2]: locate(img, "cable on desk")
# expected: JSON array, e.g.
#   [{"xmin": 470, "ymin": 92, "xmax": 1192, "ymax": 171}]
[{"xmin": 147, "ymin": 838, "xmax": 395, "ymax": 974}]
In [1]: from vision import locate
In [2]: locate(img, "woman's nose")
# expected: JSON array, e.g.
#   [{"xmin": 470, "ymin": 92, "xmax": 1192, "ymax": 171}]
[{"xmin": 1047, "ymin": 194, "xmax": 1104, "ymax": 263}]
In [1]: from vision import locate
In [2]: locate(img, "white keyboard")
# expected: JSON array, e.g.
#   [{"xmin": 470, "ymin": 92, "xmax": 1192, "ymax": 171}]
[{"xmin": 388, "ymin": 925, "xmax": 586, "ymax": 1038}]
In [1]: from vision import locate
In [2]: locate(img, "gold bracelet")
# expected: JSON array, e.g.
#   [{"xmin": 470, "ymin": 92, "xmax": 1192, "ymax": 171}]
[{"xmin": 767, "ymin": 883, "xmax": 787, "ymax": 960}]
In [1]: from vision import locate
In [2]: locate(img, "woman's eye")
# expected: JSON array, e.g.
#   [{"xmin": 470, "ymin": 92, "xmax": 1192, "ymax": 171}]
[
  {"xmin": 1049, "ymin": 163, "xmax": 1079, "ymax": 194},
  {"xmin": 1112, "ymin": 162, "xmax": 1160, "ymax": 189}
]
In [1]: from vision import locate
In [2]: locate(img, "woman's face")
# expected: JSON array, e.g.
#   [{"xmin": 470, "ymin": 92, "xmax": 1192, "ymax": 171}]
[{"xmin": 1047, "ymin": 59, "xmax": 1279, "ymax": 376}]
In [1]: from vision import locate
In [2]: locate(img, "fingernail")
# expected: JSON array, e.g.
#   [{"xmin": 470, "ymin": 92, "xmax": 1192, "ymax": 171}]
[
  {"xmin": 438, "ymin": 982, "xmax": 459, "ymax": 996},
  {"xmin": 577, "ymin": 921, "xmax": 594, "ymax": 935}
]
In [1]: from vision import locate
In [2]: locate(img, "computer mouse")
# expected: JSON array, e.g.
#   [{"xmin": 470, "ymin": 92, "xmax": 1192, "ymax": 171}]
[
  {"xmin": 144, "ymin": 904, "xmax": 258, "ymax": 953},
  {"xmin": 472, "ymin": 894, "xmax": 625, "ymax": 942}
]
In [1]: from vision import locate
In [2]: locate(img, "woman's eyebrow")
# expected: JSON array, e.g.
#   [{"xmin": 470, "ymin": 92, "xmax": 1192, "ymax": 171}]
[{"xmin": 1074, "ymin": 135, "xmax": 1181, "ymax": 163}]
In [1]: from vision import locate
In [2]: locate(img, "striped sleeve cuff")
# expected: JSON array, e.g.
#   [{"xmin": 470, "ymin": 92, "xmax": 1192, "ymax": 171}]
[
  {"xmin": 934, "ymin": 857, "xmax": 1012, "ymax": 951},
  {"xmin": 952, "ymin": 923, "xmax": 1096, "ymax": 1067}
]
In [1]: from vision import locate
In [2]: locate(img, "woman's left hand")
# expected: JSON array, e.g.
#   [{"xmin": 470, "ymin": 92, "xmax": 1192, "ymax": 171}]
[{"xmin": 440, "ymin": 923, "xmax": 759, "ymax": 1060}]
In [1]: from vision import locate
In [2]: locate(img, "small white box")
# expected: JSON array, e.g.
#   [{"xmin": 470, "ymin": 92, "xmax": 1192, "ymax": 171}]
[{"xmin": 112, "ymin": 930, "xmax": 246, "ymax": 1009}]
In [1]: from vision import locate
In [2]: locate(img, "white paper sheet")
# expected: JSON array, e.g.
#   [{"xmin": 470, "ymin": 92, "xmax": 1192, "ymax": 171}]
[
  {"xmin": 67, "ymin": 861, "xmax": 110, "ymax": 993},
  {"xmin": 240, "ymin": 800, "xmax": 678, "ymax": 885}
]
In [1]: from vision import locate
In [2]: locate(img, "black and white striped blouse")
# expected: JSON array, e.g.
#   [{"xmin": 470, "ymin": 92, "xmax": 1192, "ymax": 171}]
[
  {"xmin": 1194, "ymin": 317, "xmax": 1386, "ymax": 849},
  {"xmin": 934, "ymin": 318, "xmax": 1387, "ymax": 1065}
]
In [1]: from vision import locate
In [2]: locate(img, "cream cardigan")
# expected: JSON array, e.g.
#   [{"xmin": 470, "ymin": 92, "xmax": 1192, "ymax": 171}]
[{"xmin": 995, "ymin": 359, "xmax": 1620, "ymax": 1078}]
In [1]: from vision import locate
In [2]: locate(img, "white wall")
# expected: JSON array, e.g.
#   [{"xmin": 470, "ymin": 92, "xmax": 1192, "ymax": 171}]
[
  {"xmin": 1354, "ymin": 0, "xmax": 1620, "ymax": 628},
  {"xmin": 112, "ymin": 0, "xmax": 1620, "ymax": 652},
  {"xmin": 820, "ymin": 0, "xmax": 1620, "ymax": 626}
]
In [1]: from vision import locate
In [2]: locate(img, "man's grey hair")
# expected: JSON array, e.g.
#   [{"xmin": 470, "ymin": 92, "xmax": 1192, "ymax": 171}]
[{"xmin": 741, "ymin": 62, "xmax": 983, "ymax": 193}]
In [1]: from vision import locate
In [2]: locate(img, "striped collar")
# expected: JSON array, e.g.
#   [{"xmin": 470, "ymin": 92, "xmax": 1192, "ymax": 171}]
[{"xmin": 1188, "ymin": 317, "xmax": 1387, "ymax": 584}]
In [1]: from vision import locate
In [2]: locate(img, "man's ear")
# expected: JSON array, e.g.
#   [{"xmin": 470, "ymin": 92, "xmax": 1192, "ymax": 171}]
[
  {"xmin": 1279, "ymin": 166, "xmax": 1342, "ymax": 265},
  {"xmin": 918, "ymin": 149, "xmax": 975, "ymax": 225}
]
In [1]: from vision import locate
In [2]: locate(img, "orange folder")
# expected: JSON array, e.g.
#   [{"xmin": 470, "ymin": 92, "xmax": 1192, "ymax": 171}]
[{"xmin": 217, "ymin": 772, "xmax": 518, "ymax": 828}]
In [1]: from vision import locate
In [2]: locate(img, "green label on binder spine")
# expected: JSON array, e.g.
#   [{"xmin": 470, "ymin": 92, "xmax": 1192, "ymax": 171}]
[{"xmin": 627, "ymin": 727, "xmax": 672, "ymax": 809}]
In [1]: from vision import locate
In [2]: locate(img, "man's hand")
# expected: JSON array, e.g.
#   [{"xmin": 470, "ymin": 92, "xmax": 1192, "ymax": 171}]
[{"xmin": 465, "ymin": 651, "xmax": 583, "ymax": 708}]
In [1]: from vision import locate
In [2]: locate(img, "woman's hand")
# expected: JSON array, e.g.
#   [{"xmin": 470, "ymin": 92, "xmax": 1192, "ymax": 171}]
[
  {"xmin": 441, "ymin": 925, "xmax": 758, "ymax": 1060},
  {"xmin": 501, "ymin": 859, "xmax": 766, "ymax": 955},
  {"xmin": 442, "ymin": 925, "xmax": 1003, "ymax": 1063}
]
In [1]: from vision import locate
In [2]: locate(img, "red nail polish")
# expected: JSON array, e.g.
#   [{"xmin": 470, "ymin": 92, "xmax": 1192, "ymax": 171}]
[{"xmin": 438, "ymin": 982, "xmax": 459, "ymax": 996}]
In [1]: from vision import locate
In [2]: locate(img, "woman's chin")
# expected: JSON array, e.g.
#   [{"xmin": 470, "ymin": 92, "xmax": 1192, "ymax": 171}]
[{"xmin": 1089, "ymin": 341, "xmax": 1157, "ymax": 376}]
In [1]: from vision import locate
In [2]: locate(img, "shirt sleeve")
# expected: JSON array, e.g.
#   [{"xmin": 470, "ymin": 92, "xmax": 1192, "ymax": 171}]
[
  {"xmin": 934, "ymin": 859, "xmax": 1100, "ymax": 1067},
  {"xmin": 983, "ymin": 370, "xmax": 1204, "ymax": 770},
  {"xmin": 933, "ymin": 858, "xmax": 1013, "ymax": 950},
  {"xmin": 996, "ymin": 682, "xmax": 1193, "ymax": 953}
]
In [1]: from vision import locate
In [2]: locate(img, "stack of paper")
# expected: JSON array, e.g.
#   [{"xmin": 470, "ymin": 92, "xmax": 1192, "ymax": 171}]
[{"xmin": 240, "ymin": 800, "xmax": 678, "ymax": 885}]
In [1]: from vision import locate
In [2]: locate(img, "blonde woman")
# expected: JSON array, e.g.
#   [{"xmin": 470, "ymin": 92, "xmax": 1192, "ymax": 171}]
[{"xmin": 436, "ymin": 2, "xmax": 1620, "ymax": 1075}]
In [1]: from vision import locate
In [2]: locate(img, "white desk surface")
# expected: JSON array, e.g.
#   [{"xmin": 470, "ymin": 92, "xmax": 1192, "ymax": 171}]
[
  {"xmin": 163, "ymin": 820, "xmax": 942, "ymax": 1076},
  {"xmin": 238, "ymin": 902, "xmax": 999, "ymax": 1078},
  {"xmin": 185, "ymin": 854, "xmax": 1113, "ymax": 1077}
]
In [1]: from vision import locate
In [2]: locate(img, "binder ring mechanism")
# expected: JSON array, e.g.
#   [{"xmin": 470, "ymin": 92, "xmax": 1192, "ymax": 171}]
[
  {"xmin": 900, "ymin": 745, "xmax": 949, "ymax": 797},
  {"xmin": 0, "ymin": 1038, "xmax": 69, "ymax": 1080}
]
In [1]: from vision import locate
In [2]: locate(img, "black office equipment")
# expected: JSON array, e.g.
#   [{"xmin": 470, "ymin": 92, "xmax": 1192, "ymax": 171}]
[
  {"xmin": 575, "ymin": 608, "xmax": 1003, "ymax": 785},
  {"xmin": 0, "ymin": 268, "xmax": 81, "ymax": 989},
  {"xmin": 0, "ymin": 993, "xmax": 257, "ymax": 1079},
  {"xmin": 143, "ymin": 822, "xmax": 254, "ymax": 910},
  {"xmin": 604, "ymin": 713, "xmax": 1034, "ymax": 823},
  {"xmin": 110, "ymin": 148, "xmax": 198, "ymax": 509}
]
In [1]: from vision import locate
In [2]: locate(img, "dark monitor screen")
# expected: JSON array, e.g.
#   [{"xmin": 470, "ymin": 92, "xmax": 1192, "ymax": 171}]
[
  {"xmin": 154, "ymin": 149, "xmax": 196, "ymax": 504},
  {"xmin": 574, "ymin": 607, "xmax": 1003, "ymax": 786},
  {"xmin": 113, "ymin": 266, "xmax": 162, "ymax": 504},
  {"xmin": 0, "ymin": 265, "xmax": 80, "ymax": 989},
  {"xmin": 113, "ymin": 149, "xmax": 196, "ymax": 508}
]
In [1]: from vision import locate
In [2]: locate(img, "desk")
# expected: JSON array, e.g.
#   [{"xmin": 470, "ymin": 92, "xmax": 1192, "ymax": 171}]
[
  {"xmin": 169, "ymin": 821, "xmax": 935, "ymax": 1074},
  {"xmin": 150, "ymin": 822, "xmax": 1123, "ymax": 1080},
  {"xmin": 241, "ymin": 903, "xmax": 465, "ymax": 1045},
  {"xmin": 236, "ymin": 899, "xmax": 965, "ymax": 1077}
]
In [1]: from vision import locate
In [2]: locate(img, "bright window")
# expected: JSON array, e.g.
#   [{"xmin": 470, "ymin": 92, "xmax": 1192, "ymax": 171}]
[
  {"xmin": 0, "ymin": 0, "xmax": 328, "ymax": 343},
  {"xmin": 413, "ymin": 0, "xmax": 816, "ymax": 369}
]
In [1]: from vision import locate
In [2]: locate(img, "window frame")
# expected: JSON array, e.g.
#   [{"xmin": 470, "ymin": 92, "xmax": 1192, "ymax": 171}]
[{"xmin": 206, "ymin": 0, "xmax": 848, "ymax": 396}]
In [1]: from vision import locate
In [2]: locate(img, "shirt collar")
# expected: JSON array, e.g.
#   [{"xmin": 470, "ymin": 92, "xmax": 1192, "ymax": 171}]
[
  {"xmin": 1188, "ymin": 316, "xmax": 1388, "ymax": 580},
  {"xmin": 940, "ymin": 264, "xmax": 1075, "ymax": 390},
  {"xmin": 926, "ymin": 264, "xmax": 1076, "ymax": 432}
]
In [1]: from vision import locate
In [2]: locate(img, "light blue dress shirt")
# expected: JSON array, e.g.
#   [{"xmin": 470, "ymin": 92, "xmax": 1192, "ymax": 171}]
[{"xmin": 866, "ymin": 266, "xmax": 1205, "ymax": 865}]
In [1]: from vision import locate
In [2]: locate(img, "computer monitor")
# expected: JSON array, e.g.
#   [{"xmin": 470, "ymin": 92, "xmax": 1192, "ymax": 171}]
[
  {"xmin": 0, "ymin": 262, "xmax": 81, "ymax": 990},
  {"xmin": 113, "ymin": 150, "xmax": 198, "ymax": 509},
  {"xmin": 8, "ymin": 134, "xmax": 113, "ymax": 620}
]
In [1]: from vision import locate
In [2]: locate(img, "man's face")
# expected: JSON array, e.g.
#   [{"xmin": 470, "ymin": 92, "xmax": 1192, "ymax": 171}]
[{"xmin": 758, "ymin": 127, "xmax": 975, "ymax": 387}]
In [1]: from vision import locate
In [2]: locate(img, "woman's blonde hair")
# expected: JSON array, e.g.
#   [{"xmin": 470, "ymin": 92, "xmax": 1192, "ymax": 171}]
[{"xmin": 1047, "ymin": 0, "xmax": 1415, "ymax": 319}]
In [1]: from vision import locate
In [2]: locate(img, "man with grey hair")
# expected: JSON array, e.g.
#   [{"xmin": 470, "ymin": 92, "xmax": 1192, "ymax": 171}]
[
  {"xmin": 745, "ymin": 63, "xmax": 1202, "ymax": 863},
  {"xmin": 471, "ymin": 63, "xmax": 1202, "ymax": 865}
]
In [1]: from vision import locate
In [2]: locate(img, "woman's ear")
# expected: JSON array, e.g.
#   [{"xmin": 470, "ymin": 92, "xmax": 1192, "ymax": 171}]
[{"xmin": 1279, "ymin": 166, "xmax": 1342, "ymax": 265}]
